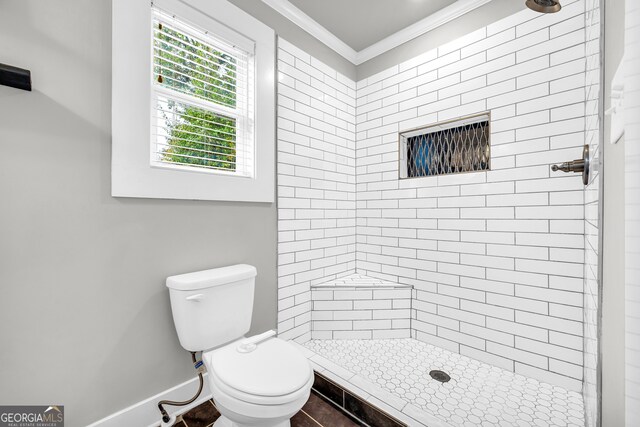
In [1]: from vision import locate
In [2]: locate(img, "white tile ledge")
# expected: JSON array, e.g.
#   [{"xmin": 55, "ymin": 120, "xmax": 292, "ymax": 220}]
[{"xmin": 311, "ymin": 273, "xmax": 412, "ymax": 289}]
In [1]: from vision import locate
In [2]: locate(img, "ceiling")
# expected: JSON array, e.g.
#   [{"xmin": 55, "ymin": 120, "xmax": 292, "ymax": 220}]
[{"xmin": 287, "ymin": 0, "xmax": 458, "ymax": 51}]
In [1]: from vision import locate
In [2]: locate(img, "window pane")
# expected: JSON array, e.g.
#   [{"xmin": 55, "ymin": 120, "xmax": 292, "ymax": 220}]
[
  {"xmin": 153, "ymin": 19, "xmax": 238, "ymax": 109},
  {"xmin": 154, "ymin": 96, "xmax": 238, "ymax": 172}
]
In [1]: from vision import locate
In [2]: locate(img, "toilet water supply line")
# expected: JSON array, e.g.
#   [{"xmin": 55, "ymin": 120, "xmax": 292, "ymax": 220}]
[
  {"xmin": 157, "ymin": 330, "xmax": 276, "ymax": 423},
  {"xmin": 158, "ymin": 351, "xmax": 205, "ymax": 424}
]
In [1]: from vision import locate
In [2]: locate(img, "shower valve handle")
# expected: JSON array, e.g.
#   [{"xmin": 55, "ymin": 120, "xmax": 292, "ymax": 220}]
[
  {"xmin": 550, "ymin": 144, "xmax": 590, "ymax": 185},
  {"xmin": 551, "ymin": 159, "xmax": 584, "ymax": 173}
]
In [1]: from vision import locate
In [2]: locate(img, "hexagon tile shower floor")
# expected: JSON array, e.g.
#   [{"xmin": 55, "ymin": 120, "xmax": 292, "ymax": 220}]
[{"xmin": 305, "ymin": 339, "xmax": 584, "ymax": 426}]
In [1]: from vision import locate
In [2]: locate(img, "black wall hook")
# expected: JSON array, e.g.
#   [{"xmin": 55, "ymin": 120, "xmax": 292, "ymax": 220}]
[{"xmin": 0, "ymin": 63, "xmax": 32, "ymax": 91}]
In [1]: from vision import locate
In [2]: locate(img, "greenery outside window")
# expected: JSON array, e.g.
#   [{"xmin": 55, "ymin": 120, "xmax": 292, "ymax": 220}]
[{"xmin": 151, "ymin": 8, "xmax": 255, "ymax": 177}]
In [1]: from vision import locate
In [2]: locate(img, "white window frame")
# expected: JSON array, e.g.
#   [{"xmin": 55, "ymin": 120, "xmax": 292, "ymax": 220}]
[{"xmin": 112, "ymin": 0, "xmax": 275, "ymax": 202}]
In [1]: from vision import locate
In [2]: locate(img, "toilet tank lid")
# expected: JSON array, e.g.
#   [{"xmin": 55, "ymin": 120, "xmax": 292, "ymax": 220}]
[{"xmin": 166, "ymin": 264, "xmax": 257, "ymax": 291}]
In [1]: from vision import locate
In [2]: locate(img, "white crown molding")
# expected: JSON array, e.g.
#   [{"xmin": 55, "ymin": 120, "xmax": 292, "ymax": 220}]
[
  {"xmin": 261, "ymin": 0, "xmax": 493, "ymax": 65},
  {"xmin": 354, "ymin": 0, "xmax": 493, "ymax": 65},
  {"xmin": 261, "ymin": 0, "xmax": 358, "ymax": 63}
]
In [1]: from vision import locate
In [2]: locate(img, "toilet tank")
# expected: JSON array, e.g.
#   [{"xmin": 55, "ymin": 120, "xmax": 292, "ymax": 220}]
[{"xmin": 166, "ymin": 264, "xmax": 257, "ymax": 352}]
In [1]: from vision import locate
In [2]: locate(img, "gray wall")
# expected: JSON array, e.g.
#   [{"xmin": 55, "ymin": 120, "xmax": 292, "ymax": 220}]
[
  {"xmin": 601, "ymin": 0, "xmax": 626, "ymax": 424},
  {"xmin": 0, "ymin": 1, "xmax": 276, "ymax": 426},
  {"xmin": 356, "ymin": 0, "xmax": 526, "ymax": 80}
]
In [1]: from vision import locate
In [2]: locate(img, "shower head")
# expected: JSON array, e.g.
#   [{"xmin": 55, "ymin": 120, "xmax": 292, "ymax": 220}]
[{"xmin": 525, "ymin": 0, "xmax": 561, "ymax": 13}]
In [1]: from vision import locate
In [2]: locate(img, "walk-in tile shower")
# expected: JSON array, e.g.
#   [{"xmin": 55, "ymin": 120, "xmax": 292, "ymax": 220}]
[{"xmin": 276, "ymin": 0, "xmax": 601, "ymax": 425}]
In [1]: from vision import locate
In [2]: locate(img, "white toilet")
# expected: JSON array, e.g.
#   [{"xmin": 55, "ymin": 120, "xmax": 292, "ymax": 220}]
[{"xmin": 166, "ymin": 264, "xmax": 313, "ymax": 427}]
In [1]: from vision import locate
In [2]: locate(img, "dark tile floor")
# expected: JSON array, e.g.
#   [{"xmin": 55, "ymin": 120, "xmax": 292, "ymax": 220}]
[{"xmin": 171, "ymin": 391, "xmax": 362, "ymax": 427}]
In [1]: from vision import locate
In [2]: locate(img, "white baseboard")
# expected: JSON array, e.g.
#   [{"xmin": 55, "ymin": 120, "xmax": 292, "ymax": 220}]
[{"xmin": 87, "ymin": 374, "xmax": 212, "ymax": 427}]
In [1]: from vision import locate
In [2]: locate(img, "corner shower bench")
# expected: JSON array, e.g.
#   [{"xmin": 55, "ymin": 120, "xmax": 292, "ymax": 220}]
[{"xmin": 310, "ymin": 274, "xmax": 412, "ymax": 340}]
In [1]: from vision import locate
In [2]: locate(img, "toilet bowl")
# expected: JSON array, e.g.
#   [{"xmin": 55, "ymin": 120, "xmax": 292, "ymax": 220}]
[{"xmin": 203, "ymin": 336, "xmax": 313, "ymax": 427}]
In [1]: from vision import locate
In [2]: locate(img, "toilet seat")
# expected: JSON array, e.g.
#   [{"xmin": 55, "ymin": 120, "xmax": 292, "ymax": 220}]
[{"xmin": 203, "ymin": 337, "xmax": 313, "ymax": 406}]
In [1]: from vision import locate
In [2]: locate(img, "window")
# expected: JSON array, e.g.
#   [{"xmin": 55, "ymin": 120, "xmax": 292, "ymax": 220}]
[
  {"xmin": 399, "ymin": 113, "xmax": 490, "ymax": 179},
  {"xmin": 151, "ymin": 9, "xmax": 254, "ymax": 177},
  {"xmin": 112, "ymin": 0, "xmax": 275, "ymax": 202}
]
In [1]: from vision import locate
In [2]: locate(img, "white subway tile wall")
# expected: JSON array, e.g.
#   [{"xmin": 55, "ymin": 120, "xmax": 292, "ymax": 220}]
[
  {"xmin": 583, "ymin": 0, "xmax": 601, "ymax": 425},
  {"xmin": 355, "ymin": 0, "xmax": 587, "ymax": 392},
  {"xmin": 277, "ymin": 39, "xmax": 357, "ymax": 343},
  {"xmin": 277, "ymin": 0, "xmax": 591, "ymax": 393},
  {"xmin": 310, "ymin": 274, "xmax": 412, "ymax": 339}
]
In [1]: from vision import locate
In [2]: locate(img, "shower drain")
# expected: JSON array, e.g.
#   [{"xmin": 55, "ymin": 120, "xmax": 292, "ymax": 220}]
[{"xmin": 429, "ymin": 370, "xmax": 451, "ymax": 383}]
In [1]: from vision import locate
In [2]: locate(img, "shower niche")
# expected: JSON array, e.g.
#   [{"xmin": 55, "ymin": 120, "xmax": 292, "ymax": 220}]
[{"xmin": 399, "ymin": 113, "xmax": 490, "ymax": 179}]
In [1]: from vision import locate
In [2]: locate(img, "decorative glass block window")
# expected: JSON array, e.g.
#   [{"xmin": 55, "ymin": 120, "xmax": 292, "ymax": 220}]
[
  {"xmin": 399, "ymin": 113, "xmax": 490, "ymax": 179},
  {"xmin": 151, "ymin": 7, "xmax": 255, "ymax": 177}
]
